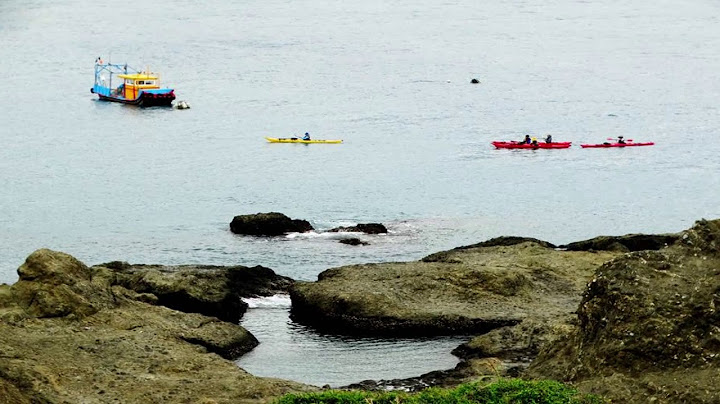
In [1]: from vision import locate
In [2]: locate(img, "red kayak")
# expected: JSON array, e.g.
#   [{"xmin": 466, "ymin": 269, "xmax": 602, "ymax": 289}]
[
  {"xmin": 580, "ymin": 142, "xmax": 654, "ymax": 148},
  {"xmin": 492, "ymin": 141, "xmax": 572, "ymax": 149}
]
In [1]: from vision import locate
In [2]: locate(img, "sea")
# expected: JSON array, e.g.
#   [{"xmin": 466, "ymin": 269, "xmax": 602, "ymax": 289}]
[{"xmin": 1, "ymin": 0, "xmax": 719, "ymax": 388}]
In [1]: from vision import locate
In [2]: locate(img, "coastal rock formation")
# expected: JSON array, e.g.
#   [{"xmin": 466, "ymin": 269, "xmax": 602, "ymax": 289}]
[
  {"xmin": 559, "ymin": 233, "xmax": 679, "ymax": 252},
  {"xmin": 455, "ymin": 236, "xmax": 557, "ymax": 249},
  {"xmin": 230, "ymin": 212, "xmax": 313, "ymax": 236},
  {"xmin": 0, "ymin": 249, "xmax": 315, "ymax": 403},
  {"xmin": 97, "ymin": 261, "xmax": 293, "ymax": 323},
  {"xmin": 527, "ymin": 219, "xmax": 720, "ymax": 403},
  {"xmin": 343, "ymin": 357, "xmax": 504, "ymax": 392},
  {"xmin": 289, "ymin": 241, "xmax": 619, "ymax": 337},
  {"xmin": 328, "ymin": 223, "xmax": 388, "ymax": 234}
]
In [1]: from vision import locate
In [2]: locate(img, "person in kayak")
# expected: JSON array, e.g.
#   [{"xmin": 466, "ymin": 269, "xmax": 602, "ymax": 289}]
[
  {"xmin": 545, "ymin": 134, "xmax": 553, "ymax": 143},
  {"xmin": 302, "ymin": 132, "xmax": 311, "ymax": 140},
  {"xmin": 531, "ymin": 137, "xmax": 538, "ymax": 146},
  {"xmin": 617, "ymin": 136, "xmax": 626, "ymax": 144},
  {"xmin": 519, "ymin": 135, "xmax": 531, "ymax": 144}
]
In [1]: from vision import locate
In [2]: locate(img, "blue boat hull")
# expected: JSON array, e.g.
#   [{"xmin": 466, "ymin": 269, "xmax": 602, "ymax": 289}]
[{"xmin": 92, "ymin": 87, "xmax": 175, "ymax": 107}]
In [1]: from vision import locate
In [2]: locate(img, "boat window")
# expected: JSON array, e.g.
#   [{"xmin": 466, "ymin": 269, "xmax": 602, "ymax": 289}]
[
  {"xmin": 144, "ymin": 80, "xmax": 155, "ymax": 85},
  {"xmin": 138, "ymin": 80, "xmax": 145, "ymax": 85},
  {"xmin": 125, "ymin": 79, "xmax": 134, "ymax": 85}
]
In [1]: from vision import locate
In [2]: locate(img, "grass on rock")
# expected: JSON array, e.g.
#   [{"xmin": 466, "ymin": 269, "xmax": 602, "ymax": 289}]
[{"xmin": 275, "ymin": 379, "xmax": 606, "ymax": 404}]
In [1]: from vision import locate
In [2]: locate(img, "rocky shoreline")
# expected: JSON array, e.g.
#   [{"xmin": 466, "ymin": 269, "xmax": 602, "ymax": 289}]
[
  {"xmin": 1, "ymin": 217, "xmax": 719, "ymax": 403},
  {"xmin": 0, "ymin": 250, "xmax": 316, "ymax": 403}
]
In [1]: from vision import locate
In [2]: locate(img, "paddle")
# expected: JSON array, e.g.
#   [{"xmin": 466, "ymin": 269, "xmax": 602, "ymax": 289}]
[{"xmin": 606, "ymin": 137, "xmax": 633, "ymax": 142}]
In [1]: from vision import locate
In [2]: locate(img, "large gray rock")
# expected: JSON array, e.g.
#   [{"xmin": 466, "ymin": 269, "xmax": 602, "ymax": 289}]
[
  {"xmin": 528, "ymin": 218, "xmax": 720, "ymax": 403},
  {"xmin": 454, "ymin": 236, "xmax": 556, "ymax": 250},
  {"xmin": 230, "ymin": 212, "xmax": 313, "ymax": 236},
  {"xmin": 97, "ymin": 261, "xmax": 293, "ymax": 323},
  {"xmin": 560, "ymin": 233, "xmax": 679, "ymax": 252},
  {"xmin": 290, "ymin": 241, "xmax": 620, "ymax": 336}
]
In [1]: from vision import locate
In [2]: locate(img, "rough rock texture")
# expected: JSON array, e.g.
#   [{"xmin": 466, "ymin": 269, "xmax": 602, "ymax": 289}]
[
  {"xmin": 230, "ymin": 212, "xmax": 313, "ymax": 236},
  {"xmin": 290, "ymin": 241, "xmax": 619, "ymax": 337},
  {"xmin": 527, "ymin": 219, "xmax": 720, "ymax": 403},
  {"xmin": 454, "ymin": 236, "xmax": 557, "ymax": 250},
  {"xmin": 328, "ymin": 223, "xmax": 388, "ymax": 234},
  {"xmin": 452, "ymin": 317, "xmax": 575, "ymax": 365},
  {"xmin": 560, "ymin": 233, "xmax": 679, "ymax": 252},
  {"xmin": 343, "ymin": 358, "xmax": 504, "ymax": 392},
  {"xmin": 0, "ymin": 249, "xmax": 316, "ymax": 403},
  {"xmin": 98, "ymin": 261, "xmax": 293, "ymax": 323}
]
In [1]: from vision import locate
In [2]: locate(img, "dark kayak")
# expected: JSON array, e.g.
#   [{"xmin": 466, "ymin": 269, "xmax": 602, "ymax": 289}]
[{"xmin": 492, "ymin": 141, "xmax": 572, "ymax": 149}]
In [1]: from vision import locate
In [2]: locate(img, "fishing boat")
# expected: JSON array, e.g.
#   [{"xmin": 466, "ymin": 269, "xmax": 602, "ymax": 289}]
[
  {"xmin": 491, "ymin": 141, "xmax": 572, "ymax": 149},
  {"xmin": 265, "ymin": 137, "xmax": 343, "ymax": 144},
  {"xmin": 90, "ymin": 58, "xmax": 175, "ymax": 107}
]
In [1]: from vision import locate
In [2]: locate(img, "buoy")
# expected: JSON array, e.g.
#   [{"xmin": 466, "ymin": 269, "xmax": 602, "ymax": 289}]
[{"xmin": 176, "ymin": 100, "xmax": 191, "ymax": 110}]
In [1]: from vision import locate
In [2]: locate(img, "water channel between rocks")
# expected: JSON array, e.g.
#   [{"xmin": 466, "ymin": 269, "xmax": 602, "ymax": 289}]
[{"xmin": 236, "ymin": 295, "xmax": 471, "ymax": 387}]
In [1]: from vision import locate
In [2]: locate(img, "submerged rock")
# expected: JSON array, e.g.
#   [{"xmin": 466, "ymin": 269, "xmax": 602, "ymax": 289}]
[
  {"xmin": 328, "ymin": 223, "xmax": 388, "ymax": 234},
  {"xmin": 339, "ymin": 238, "xmax": 369, "ymax": 246},
  {"xmin": 230, "ymin": 212, "xmax": 313, "ymax": 236}
]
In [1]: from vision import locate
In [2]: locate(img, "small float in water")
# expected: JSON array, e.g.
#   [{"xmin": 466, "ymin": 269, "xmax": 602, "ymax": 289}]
[{"xmin": 90, "ymin": 58, "xmax": 175, "ymax": 107}]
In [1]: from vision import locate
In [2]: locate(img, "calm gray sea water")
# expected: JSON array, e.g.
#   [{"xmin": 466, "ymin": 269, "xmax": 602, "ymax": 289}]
[{"xmin": 2, "ymin": 0, "xmax": 719, "ymax": 387}]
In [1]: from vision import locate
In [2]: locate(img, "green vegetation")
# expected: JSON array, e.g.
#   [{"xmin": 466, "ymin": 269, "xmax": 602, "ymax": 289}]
[{"xmin": 275, "ymin": 379, "xmax": 606, "ymax": 404}]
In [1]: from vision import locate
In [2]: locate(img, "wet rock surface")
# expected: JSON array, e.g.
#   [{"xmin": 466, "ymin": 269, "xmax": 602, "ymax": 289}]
[
  {"xmin": 0, "ymin": 249, "xmax": 315, "ymax": 403},
  {"xmin": 230, "ymin": 212, "xmax": 313, "ymax": 236}
]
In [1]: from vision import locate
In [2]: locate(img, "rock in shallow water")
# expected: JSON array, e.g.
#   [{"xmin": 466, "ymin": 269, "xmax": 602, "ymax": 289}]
[{"xmin": 230, "ymin": 212, "xmax": 313, "ymax": 236}]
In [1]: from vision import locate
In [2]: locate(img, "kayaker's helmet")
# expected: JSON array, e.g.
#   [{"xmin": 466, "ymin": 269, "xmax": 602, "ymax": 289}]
[{"xmin": 305, "ymin": 132, "xmax": 309, "ymax": 135}]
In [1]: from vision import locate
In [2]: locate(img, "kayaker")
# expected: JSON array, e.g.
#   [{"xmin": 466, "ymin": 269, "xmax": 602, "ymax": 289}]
[
  {"xmin": 617, "ymin": 136, "xmax": 626, "ymax": 144},
  {"xmin": 531, "ymin": 137, "xmax": 538, "ymax": 146},
  {"xmin": 545, "ymin": 134, "xmax": 552, "ymax": 143},
  {"xmin": 520, "ymin": 135, "xmax": 531, "ymax": 144},
  {"xmin": 302, "ymin": 132, "xmax": 311, "ymax": 140}
]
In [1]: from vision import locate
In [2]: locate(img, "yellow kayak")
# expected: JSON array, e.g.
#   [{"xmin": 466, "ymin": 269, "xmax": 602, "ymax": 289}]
[{"xmin": 265, "ymin": 137, "xmax": 343, "ymax": 144}]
